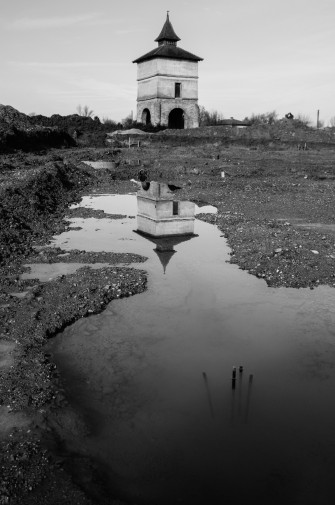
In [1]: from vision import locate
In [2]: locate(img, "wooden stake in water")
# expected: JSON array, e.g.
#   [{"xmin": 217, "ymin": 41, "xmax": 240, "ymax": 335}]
[
  {"xmin": 244, "ymin": 374, "xmax": 254, "ymax": 423},
  {"xmin": 202, "ymin": 372, "xmax": 215, "ymax": 418},
  {"xmin": 238, "ymin": 365, "xmax": 244, "ymax": 416},
  {"xmin": 231, "ymin": 366, "xmax": 237, "ymax": 392}
]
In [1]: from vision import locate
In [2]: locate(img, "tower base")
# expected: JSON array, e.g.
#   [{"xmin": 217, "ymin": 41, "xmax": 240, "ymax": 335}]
[{"xmin": 137, "ymin": 98, "xmax": 200, "ymax": 129}]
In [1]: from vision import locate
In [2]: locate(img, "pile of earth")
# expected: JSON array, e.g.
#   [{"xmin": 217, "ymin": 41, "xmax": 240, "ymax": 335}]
[
  {"xmin": 161, "ymin": 120, "xmax": 335, "ymax": 147},
  {"xmin": 29, "ymin": 113, "xmax": 123, "ymax": 148},
  {"xmin": 0, "ymin": 158, "xmax": 97, "ymax": 265},
  {"xmin": 0, "ymin": 105, "xmax": 76, "ymax": 153}
]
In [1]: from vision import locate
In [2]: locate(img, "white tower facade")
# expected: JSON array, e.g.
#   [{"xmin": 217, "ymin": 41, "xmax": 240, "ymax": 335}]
[{"xmin": 133, "ymin": 14, "xmax": 203, "ymax": 129}]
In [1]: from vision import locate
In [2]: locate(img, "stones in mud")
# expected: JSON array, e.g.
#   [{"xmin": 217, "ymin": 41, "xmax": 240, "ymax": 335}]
[
  {"xmin": 27, "ymin": 247, "xmax": 147, "ymax": 265},
  {"xmin": 201, "ymin": 208, "xmax": 335, "ymax": 289},
  {"xmin": 0, "ymin": 432, "xmax": 50, "ymax": 503}
]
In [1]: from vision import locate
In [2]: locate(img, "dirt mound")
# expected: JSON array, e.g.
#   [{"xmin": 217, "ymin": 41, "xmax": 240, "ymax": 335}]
[
  {"xmin": 0, "ymin": 105, "xmax": 76, "ymax": 152},
  {"xmin": 29, "ymin": 113, "xmax": 105, "ymax": 133},
  {"xmin": 0, "ymin": 161, "xmax": 95, "ymax": 264},
  {"xmin": 29, "ymin": 113, "xmax": 119, "ymax": 147},
  {"xmin": 0, "ymin": 104, "xmax": 32, "ymax": 129}
]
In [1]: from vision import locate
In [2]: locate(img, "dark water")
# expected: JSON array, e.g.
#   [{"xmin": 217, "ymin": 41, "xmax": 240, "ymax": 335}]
[{"xmin": 47, "ymin": 194, "xmax": 335, "ymax": 504}]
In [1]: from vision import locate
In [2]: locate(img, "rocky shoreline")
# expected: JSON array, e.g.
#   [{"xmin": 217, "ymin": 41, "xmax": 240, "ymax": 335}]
[{"xmin": 0, "ymin": 155, "xmax": 148, "ymax": 504}]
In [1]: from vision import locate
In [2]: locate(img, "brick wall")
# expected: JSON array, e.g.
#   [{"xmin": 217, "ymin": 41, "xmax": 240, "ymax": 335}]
[{"xmin": 136, "ymin": 99, "xmax": 200, "ymax": 128}]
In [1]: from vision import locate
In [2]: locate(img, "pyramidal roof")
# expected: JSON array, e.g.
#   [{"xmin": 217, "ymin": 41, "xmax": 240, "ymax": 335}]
[
  {"xmin": 133, "ymin": 45, "xmax": 203, "ymax": 64},
  {"xmin": 155, "ymin": 12, "xmax": 181, "ymax": 43},
  {"xmin": 133, "ymin": 12, "xmax": 203, "ymax": 64}
]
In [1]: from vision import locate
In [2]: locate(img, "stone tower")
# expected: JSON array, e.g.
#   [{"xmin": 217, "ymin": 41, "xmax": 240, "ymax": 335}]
[{"xmin": 133, "ymin": 13, "xmax": 203, "ymax": 129}]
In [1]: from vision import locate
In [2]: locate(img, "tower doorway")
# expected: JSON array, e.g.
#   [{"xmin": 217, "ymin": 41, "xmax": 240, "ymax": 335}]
[
  {"xmin": 141, "ymin": 108, "xmax": 151, "ymax": 125},
  {"xmin": 168, "ymin": 108, "xmax": 184, "ymax": 129}
]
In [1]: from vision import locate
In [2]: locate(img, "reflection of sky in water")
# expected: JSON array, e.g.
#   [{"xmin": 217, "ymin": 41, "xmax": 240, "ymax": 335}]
[
  {"xmin": 70, "ymin": 193, "xmax": 218, "ymax": 216},
  {"xmin": 48, "ymin": 193, "xmax": 335, "ymax": 505},
  {"xmin": 70, "ymin": 194, "xmax": 138, "ymax": 215},
  {"xmin": 195, "ymin": 204, "xmax": 217, "ymax": 214}
]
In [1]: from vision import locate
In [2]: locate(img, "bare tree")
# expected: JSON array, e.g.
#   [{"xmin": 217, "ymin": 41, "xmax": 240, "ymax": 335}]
[
  {"xmin": 329, "ymin": 116, "xmax": 335, "ymax": 127},
  {"xmin": 295, "ymin": 114, "xmax": 311, "ymax": 127},
  {"xmin": 76, "ymin": 104, "xmax": 94, "ymax": 117},
  {"xmin": 248, "ymin": 111, "xmax": 278, "ymax": 125}
]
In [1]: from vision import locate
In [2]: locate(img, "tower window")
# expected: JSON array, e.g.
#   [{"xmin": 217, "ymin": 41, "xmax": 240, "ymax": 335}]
[
  {"xmin": 175, "ymin": 83, "xmax": 181, "ymax": 98},
  {"xmin": 173, "ymin": 201, "xmax": 179, "ymax": 215}
]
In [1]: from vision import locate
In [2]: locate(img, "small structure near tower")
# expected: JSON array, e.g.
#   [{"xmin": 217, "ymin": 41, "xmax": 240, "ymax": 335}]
[{"xmin": 133, "ymin": 12, "xmax": 203, "ymax": 129}]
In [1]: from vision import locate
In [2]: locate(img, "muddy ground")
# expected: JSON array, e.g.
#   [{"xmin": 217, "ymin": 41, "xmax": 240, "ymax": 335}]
[{"xmin": 0, "ymin": 134, "xmax": 335, "ymax": 504}]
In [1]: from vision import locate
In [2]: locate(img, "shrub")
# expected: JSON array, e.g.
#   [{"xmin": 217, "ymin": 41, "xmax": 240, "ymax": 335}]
[
  {"xmin": 294, "ymin": 114, "xmax": 312, "ymax": 128},
  {"xmin": 199, "ymin": 106, "xmax": 225, "ymax": 126},
  {"xmin": 102, "ymin": 117, "xmax": 118, "ymax": 127}
]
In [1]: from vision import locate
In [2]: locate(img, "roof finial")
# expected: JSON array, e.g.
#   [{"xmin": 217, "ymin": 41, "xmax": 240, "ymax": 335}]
[{"xmin": 167, "ymin": 10, "xmax": 170, "ymax": 19}]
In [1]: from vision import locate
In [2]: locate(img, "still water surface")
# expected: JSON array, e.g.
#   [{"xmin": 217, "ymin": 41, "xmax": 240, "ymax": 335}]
[{"xmin": 48, "ymin": 194, "xmax": 335, "ymax": 504}]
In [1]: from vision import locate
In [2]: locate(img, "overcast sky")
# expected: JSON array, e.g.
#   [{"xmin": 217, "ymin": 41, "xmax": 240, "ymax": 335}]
[{"xmin": 1, "ymin": 0, "xmax": 334, "ymax": 125}]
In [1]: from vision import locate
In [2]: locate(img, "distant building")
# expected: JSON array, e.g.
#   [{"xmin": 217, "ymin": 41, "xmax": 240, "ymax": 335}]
[
  {"xmin": 136, "ymin": 181, "xmax": 195, "ymax": 236},
  {"xmin": 133, "ymin": 13, "xmax": 203, "ymax": 129}
]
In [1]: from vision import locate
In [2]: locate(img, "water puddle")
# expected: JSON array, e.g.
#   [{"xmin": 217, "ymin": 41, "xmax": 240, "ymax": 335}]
[
  {"xmin": 47, "ymin": 191, "xmax": 335, "ymax": 504},
  {"xmin": 21, "ymin": 262, "xmax": 109, "ymax": 282},
  {"xmin": 195, "ymin": 204, "xmax": 217, "ymax": 214},
  {"xmin": 82, "ymin": 161, "xmax": 119, "ymax": 170}
]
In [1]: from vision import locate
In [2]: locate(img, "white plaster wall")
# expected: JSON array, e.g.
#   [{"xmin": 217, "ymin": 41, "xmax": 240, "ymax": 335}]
[
  {"xmin": 137, "ymin": 215, "xmax": 195, "ymax": 236},
  {"xmin": 137, "ymin": 59, "xmax": 198, "ymax": 80},
  {"xmin": 157, "ymin": 77, "xmax": 198, "ymax": 99},
  {"xmin": 138, "ymin": 79, "xmax": 158, "ymax": 100},
  {"xmin": 155, "ymin": 219, "xmax": 194, "ymax": 236},
  {"xmin": 156, "ymin": 201, "xmax": 195, "ymax": 219},
  {"xmin": 156, "ymin": 59, "xmax": 198, "ymax": 78},
  {"xmin": 138, "ymin": 76, "xmax": 198, "ymax": 100},
  {"xmin": 137, "ymin": 60, "xmax": 158, "ymax": 80},
  {"xmin": 137, "ymin": 215, "xmax": 157, "ymax": 235},
  {"xmin": 137, "ymin": 198, "xmax": 156, "ymax": 217},
  {"xmin": 156, "ymin": 201, "xmax": 174, "ymax": 218}
]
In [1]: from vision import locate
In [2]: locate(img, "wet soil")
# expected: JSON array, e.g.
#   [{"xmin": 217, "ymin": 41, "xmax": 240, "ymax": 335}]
[{"xmin": 0, "ymin": 136, "xmax": 334, "ymax": 504}]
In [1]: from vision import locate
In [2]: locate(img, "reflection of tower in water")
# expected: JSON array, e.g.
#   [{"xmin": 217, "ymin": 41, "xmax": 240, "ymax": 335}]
[{"xmin": 135, "ymin": 181, "xmax": 198, "ymax": 273}]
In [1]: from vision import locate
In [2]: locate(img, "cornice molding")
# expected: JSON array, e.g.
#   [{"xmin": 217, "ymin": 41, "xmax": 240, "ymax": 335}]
[{"xmin": 138, "ymin": 73, "xmax": 198, "ymax": 82}]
